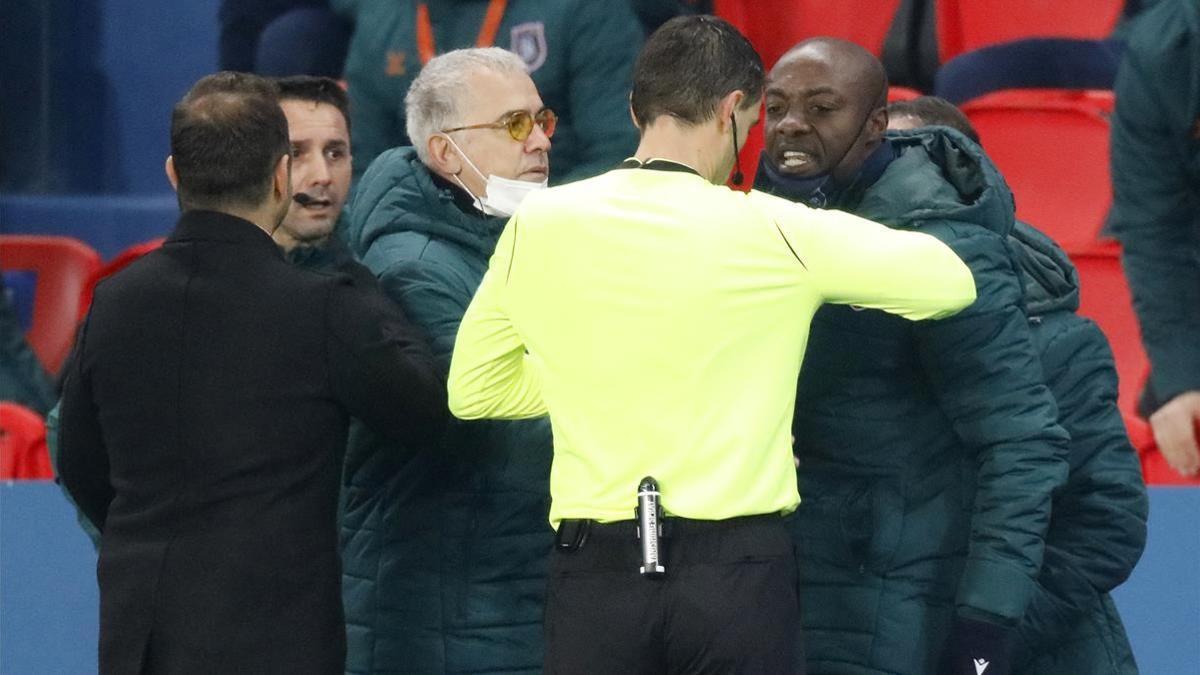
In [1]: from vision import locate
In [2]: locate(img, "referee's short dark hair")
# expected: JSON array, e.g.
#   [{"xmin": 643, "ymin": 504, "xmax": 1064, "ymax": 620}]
[
  {"xmin": 631, "ymin": 15, "xmax": 764, "ymax": 127},
  {"xmin": 170, "ymin": 71, "xmax": 290, "ymax": 212},
  {"xmin": 275, "ymin": 75, "xmax": 351, "ymax": 134}
]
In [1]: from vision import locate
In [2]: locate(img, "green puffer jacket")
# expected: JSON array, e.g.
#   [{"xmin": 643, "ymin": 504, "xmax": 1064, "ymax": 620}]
[
  {"xmin": 334, "ymin": 0, "xmax": 643, "ymax": 183},
  {"xmin": 342, "ymin": 146, "xmax": 554, "ymax": 675},
  {"xmin": 788, "ymin": 129, "xmax": 1069, "ymax": 674},
  {"xmin": 1008, "ymin": 222, "xmax": 1148, "ymax": 675}
]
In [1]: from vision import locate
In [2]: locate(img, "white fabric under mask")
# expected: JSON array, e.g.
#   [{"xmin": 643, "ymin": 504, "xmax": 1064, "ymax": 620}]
[{"xmin": 444, "ymin": 135, "xmax": 548, "ymax": 217}]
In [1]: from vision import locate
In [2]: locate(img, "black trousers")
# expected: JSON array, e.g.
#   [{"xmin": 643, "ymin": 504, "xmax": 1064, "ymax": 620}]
[{"xmin": 544, "ymin": 515, "xmax": 804, "ymax": 674}]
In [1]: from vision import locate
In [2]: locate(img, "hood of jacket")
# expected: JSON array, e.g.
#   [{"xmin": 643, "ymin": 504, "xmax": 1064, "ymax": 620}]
[
  {"xmin": 856, "ymin": 126, "xmax": 1017, "ymax": 239},
  {"xmin": 1009, "ymin": 221, "xmax": 1081, "ymax": 316}
]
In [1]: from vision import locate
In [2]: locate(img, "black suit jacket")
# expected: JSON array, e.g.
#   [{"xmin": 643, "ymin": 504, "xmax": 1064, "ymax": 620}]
[{"xmin": 58, "ymin": 210, "xmax": 446, "ymax": 674}]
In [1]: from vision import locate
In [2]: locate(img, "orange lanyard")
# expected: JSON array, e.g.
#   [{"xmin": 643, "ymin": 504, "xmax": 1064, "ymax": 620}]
[{"xmin": 416, "ymin": 0, "xmax": 508, "ymax": 66}]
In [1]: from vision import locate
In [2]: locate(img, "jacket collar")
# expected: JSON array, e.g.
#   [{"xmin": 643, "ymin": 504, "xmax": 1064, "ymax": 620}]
[
  {"xmin": 429, "ymin": 170, "xmax": 482, "ymax": 214},
  {"xmin": 168, "ymin": 210, "xmax": 284, "ymax": 260},
  {"xmin": 346, "ymin": 147, "xmax": 510, "ymax": 262},
  {"xmin": 285, "ymin": 233, "xmax": 354, "ymax": 269},
  {"xmin": 394, "ymin": 149, "xmax": 508, "ymax": 255},
  {"xmin": 619, "ymin": 157, "xmax": 704, "ymax": 177}
]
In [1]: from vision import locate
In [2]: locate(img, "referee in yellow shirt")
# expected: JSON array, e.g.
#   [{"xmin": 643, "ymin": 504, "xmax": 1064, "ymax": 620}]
[{"xmin": 448, "ymin": 15, "xmax": 976, "ymax": 674}]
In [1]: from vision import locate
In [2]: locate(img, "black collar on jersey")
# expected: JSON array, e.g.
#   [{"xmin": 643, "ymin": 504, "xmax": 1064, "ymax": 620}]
[{"xmin": 619, "ymin": 157, "xmax": 702, "ymax": 178}]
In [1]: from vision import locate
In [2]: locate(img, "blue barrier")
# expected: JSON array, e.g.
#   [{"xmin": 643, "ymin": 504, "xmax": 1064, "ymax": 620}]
[
  {"xmin": 3, "ymin": 483, "xmax": 1198, "ymax": 673},
  {"xmin": 1112, "ymin": 487, "xmax": 1200, "ymax": 673},
  {"xmin": 0, "ymin": 483, "xmax": 98, "ymax": 674}
]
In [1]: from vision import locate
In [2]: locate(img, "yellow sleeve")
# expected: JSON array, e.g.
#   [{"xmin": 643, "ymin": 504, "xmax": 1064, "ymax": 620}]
[
  {"xmin": 750, "ymin": 192, "xmax": 977, "ymax": 320},
  {"xmin": 446, "ymin": 217, "xmax": 548, "ymax": 420}
]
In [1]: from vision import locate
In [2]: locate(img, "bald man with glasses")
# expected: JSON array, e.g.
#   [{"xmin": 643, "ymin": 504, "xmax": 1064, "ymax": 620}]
[{"xmin": 340, "ymin": 47, "xmax": 557, "ymax": 674}]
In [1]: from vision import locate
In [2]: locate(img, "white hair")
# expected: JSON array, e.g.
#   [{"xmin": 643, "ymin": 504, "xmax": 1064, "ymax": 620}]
[{"xmin": 405, "ymin": 47, "xmax": 529, "ymax": 164}]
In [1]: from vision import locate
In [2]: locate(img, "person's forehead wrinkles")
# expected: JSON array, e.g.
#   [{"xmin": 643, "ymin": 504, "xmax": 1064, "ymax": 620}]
[
  {"xmin": 467, "ymin": 72, "xmax": 539, "ymax": 115},
  {"xmin": 764, "ymin": 84, "xmax": 793, "ymax": 99},
  {"xmin": 287, "ymin": 123, "xmax": 348, "ymax": 146},
  {"xmin": 462, "ymin": 103, "xmax": 520, "ymax": 125},
  {"xmin": 767, "ymin": 82, "xmax": 841, "ymax": 100}
]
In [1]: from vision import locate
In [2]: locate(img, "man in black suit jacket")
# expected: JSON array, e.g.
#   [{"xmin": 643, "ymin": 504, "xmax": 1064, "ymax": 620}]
[{"xmin": 57, "ymin": 72, "xmax": 446, "ymax": 675}]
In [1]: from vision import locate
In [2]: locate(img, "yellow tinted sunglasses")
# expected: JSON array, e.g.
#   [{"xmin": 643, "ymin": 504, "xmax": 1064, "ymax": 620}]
[{"xmin": 442, "ymin": 108, "xmax": 557, "ymax": 142}]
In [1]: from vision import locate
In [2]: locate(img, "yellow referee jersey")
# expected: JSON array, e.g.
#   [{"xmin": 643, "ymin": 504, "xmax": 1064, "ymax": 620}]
[{"xmin": 448, "ymin": 165, "xmax": 975, "ymax": 527}]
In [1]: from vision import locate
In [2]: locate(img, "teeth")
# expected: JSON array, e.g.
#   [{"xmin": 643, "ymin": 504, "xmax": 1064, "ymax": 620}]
[{"xmin": 782, "ymin": 151, "xmax": 814, "ymax": 168}]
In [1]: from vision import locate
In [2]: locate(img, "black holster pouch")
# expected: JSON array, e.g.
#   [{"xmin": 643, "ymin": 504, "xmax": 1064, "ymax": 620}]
[{"xmin": 555, "ymin": 519, "xmax": 590, "ymax": 552}]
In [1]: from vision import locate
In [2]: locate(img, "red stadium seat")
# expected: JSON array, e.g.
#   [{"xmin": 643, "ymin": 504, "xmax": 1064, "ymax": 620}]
[
  {"xmin": 0, "ymin": 402, "xmax": 53, "ymax": 480},
  {"xmin": 0, "ymin": 235, "xmax": 101, "ymax": 375},
  {"xmin": 77, "ymin": 238, "xmax": 166, "ymax": 322},
  {"xmin": 962, "ymin": 89, "xmax": 1114, "ymax": 251},
  {"xmin": 936, "ymin": 0, "xmax": 1124, "ymax": 63},
  {"xmin": 715, "ymin": 0, "xmax": 902, "ymax": 68},
  {"xmin": 1072, "ymin": 243, "xmax": 1146, "ymax": 423}
]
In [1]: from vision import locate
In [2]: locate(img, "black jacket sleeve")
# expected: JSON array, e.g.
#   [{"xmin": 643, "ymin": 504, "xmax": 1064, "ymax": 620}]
[
  {"xmin": 325, "ymin": 276, "xmax": 447, "ymax": 446},
  {"xmin": 56, "ymin": 314, "xmax": 114, "ymax": 532},
  {"xmin": 914, "ymin": 224, "xmax": 1071, "ymax": 625}
]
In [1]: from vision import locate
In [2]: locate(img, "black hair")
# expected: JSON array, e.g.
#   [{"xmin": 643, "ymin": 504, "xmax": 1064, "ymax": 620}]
[
  {"xmin": 274, "ymin": 75, "xmax": 351, "ymax": 134},
  {"xmin": 170, "ymin": 71, "xmax": 290, "ymax": 211},
  {"xmin": 631, "ymin": 15, "xmax": 764, "ymax": 126},
  {"xmin": 887, "ymin": 96, "xmax": 980, "ymax": 143}
]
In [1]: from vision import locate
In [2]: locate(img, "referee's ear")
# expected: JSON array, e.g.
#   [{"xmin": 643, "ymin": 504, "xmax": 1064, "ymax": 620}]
[{"xmin": 716, "ymin": 90, "xmax": 744, "ymax": 135}]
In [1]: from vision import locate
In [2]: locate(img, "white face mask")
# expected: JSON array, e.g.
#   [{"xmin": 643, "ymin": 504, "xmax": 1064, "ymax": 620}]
[{"xmin": 444, "ymin": 135, "xmax": 548, "ymax": 217}]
